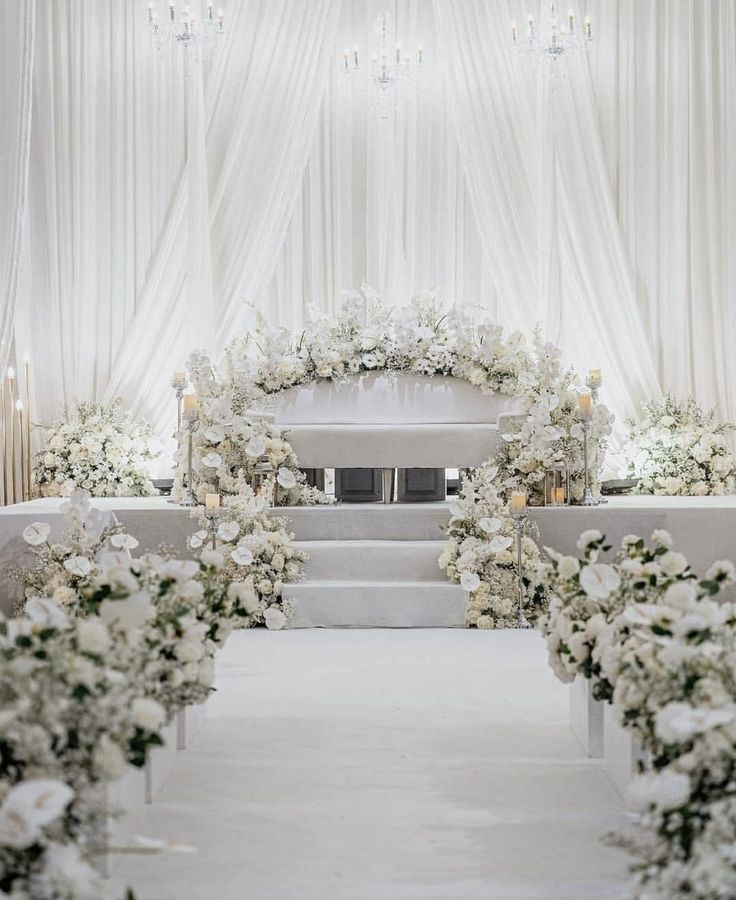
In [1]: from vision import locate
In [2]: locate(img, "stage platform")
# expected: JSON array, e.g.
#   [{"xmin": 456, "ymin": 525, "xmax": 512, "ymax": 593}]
[{"xmin": 2, "ymin": 495, "xmax": 735, "ymax": 624}]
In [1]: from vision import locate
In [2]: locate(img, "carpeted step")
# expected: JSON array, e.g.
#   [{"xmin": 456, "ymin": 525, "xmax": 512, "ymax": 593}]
[
  {"xmin": 294, "ymin": 540, "xmax": 448, "ymax": 582},
  {"xmin": 284, "ymin": 581, "xmax": 466, "ymax": 628},
  {"xmin": 279, "ymin": 502, "xmax": 453, "ymax": 541}
]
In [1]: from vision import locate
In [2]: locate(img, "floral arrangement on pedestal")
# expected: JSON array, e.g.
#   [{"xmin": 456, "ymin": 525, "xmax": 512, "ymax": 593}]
[
  {"xmin": 625, "ymin": 395, "xmax": 736, "ymax": 495},
  {"xmin": 175, "ymin": 291, "xmax": 614, "ymax": 506},
  {"xmin": 188, "ymin": 489, "xmax": 307, "ymax": 630},
  {"xmin": 540, "ymin": 529, "xmax": 736, "ymax": 898},
  {"xmin": 2, "ymin": 489, "xmax": 277, "ymax": 896},
  {"xmin": 439, "ymin": 463, "xmax": 548, "ymax": 628},
  {"xmin": 34, "ymin": 399, "xmax": 159, "ymax": 498},
  {"xmin": 0, "ymin": 603, "xmax": 167, "ymax": 897}
]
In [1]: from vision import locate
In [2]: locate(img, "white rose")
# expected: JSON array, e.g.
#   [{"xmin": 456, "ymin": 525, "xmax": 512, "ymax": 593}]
[
  {"xmin": 131, "ymin": 697, "xmax": 166, "ymax": 732},
  {"xmin": 25, "ymin": 597, "xmax": 70, "ymax": 630},
  {"xmin": 160, "ymin": 559, "xmax": 200, "ymax": 582},
  {"xmin": 627, "ymin": 770, "xmax": 691, "ymax": 812},
  {"xmin": 660, "ymin": 551, "xmax": 689, "ymax": 577},
  {"xmin": 228, "ymin": 582, "xmax": 260, "ymax": 614},
  {"xmin": 22, "ymin": 522, "xmax": 51, "ymax": 546},
  {"xmin": 264, "ymin": 607, "xmax": 287, "ymax": 630},
  {"xmin": 204, "ymin": 424, "xmax": 225, "ymax": 444},
  {"xmin": 664, "ymin": 581, "xmax": 697, "ymax": 610},
  {"xmin": 558, "ymin": 556, "xmax": 580, "ymax": 580},
  {"xmin": 576, "ymin": 529, "xmax": 603, "ymax": 550},
  {"xmin": 76, "ymin": 619, "xmax": 111, "ymax": 655},
  {"xmin": 200, "ymin": 549, "xmax": 225, "ymax": 569},
  {"xmin": 99, "ymin": 591, "xmax": 153, "ymax": 630},
  {"xmin": 175, "ymin": 639, "xmax": 205, "ymax": 664},
  {"xmin": 655, "ymin": 702, "xmax": 736, "ymax": 744},
  {"xmin": 231, "ymin": 544, "xmax": 254, "ymax": 567},
  {"xmin": 579, "ymin": 563, "xmax": 621, "ymax": 600}
]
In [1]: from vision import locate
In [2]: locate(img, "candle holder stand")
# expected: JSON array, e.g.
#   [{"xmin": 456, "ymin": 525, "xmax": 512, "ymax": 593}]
[
  {"xmin": 512, "ymin": 512, "xmax": 532, "ymax": 629},
  {"xmin": 168, "ymin": 378, "xmax": 187, "ymax": 505},
  {"xmin": 580, "ymin": 419, "xmax": 600, "ymax": 507},
  {"xmin": 179, "ymin": 418, "xmax": 198, "ymax": 507},
  {"xmin": 204, "ymin": 507, "xmax": 221, "ymax": 550}
]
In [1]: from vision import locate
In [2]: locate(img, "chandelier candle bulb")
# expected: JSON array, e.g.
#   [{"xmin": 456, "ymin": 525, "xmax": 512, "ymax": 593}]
[
  {"xmin": 207, "ymin": 1, "xmax": 213, "ymax": 21},
  {"xmin": 417, "ymin": 44, "xmax": 423, "ymax": 63},
  {"xmin": 577, "ymin": 392, "xmax": 593, "ymax": 421},
  {"xmin": 568, "ymin": 9, "xmax": 574, "ymax": 30},
  {"xmin": 585, "ymin": 15, "xmax": 592, "ymax": 38},
  {"xmin": 528, "ymin": 14, "xmax": 535, "ymax": 37},
  {"xmin": 353, "ymin": 45, "xmax": 359, "ymax": 67},
  {"xmin": 511, "ymin": 21, "xmax": 517, "ymax": 43},
  {"xmin": 395, "ymin": 44, "xmax": 400, "ymax": 64}
]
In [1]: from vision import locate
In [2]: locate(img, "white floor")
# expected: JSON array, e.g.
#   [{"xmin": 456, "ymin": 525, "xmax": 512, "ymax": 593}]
[{"xmin": 110, "ymin": 630, "xmax": 629, "ymax": 900}]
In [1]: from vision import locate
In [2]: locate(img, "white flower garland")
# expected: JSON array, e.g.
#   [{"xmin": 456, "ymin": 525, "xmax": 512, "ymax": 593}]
[
  {"xmin": 625, "ymin": 395, "xmax": 736, "ymax": 496},
  {"xmin": 540, "ymin": 530, "xmax": 736, "ymax": 897},
  {"xmin": 35, "ymin": 399, "xmax": 159, "ymax": 499}
]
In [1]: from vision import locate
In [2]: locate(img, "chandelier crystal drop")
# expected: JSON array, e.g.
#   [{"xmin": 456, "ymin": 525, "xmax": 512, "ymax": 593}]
[
  {"xmin": 510, "ymin": 1, "xmax": 592, "ymax": 64},
  {"xmin": 342, "ymin": 10, "xmax": 423, "ymax": 115},
  {"xmin": 146, "ymin": 1, "xmax": 225, "ymax": 59}
]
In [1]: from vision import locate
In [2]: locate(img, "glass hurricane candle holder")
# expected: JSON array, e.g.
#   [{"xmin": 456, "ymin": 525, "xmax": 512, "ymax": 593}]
[
  {"xmin": 544, "ymin": 465, "xmax": 570, "ymax": 507},
  {"xmin": 252, "ymin": 455, "xmax": 275, "ymax": 505}
]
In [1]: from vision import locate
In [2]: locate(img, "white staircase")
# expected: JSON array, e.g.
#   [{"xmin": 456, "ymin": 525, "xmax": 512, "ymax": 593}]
[{"xmin": 280, "ymin": 504, "xmax": 466, "ymax": 628}]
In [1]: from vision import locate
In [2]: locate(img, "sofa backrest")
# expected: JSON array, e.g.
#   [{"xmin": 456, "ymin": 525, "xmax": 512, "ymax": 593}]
[{"xmin": 272, "ymin": 372, "xmax": 522, "ymax": 425}]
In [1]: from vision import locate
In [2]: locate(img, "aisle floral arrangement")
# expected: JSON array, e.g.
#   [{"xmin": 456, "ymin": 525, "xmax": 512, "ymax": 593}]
[
  {"xmin": 1, "ymin": 489, "xmax": 286, "ymax": 897},
  {"xmin": 188, "ymin": 488, "xmax": 307, "ymax": 630},
  {"xmin": 540, "ymin": 529, "xmax": 736, "ymax": 898},
  {"xmin": 35, "ymin": 399, "xmax": 159, "ymax": 498},
  {"xmin": 625, "ymin": 395, "xmax": 736, "ymax": 495},
  {"xmin": 440, "ymin": 463, "xmax": 548, "ymax": 628},
  {"xmin": 176, "ymin": 290, "xmax": 614, "ymax": 505}
]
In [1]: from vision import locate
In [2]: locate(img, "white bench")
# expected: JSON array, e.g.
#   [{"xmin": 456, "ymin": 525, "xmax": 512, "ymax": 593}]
[{"xmin": 271, "ymin": 372, "xmax": 523, "ymax": 501}]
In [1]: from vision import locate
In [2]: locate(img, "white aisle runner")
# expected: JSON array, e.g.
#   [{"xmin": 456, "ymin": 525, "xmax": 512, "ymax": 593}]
[{"xmin": 110, "ymin": 630, "xmax": 627, "ymax": 900}]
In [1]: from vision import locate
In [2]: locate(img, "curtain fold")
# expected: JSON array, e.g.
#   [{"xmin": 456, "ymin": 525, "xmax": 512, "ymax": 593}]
[
  {"xmin": 433, "ymin": 0, "xmax": 662, "ymax": 422},
  {"xmin": 0, "ymin": 0, "xmax": 35, "ymax": 376}
]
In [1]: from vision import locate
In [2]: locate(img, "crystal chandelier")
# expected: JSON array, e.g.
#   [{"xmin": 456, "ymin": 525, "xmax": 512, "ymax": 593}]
[
  {"xmin": 146, "ymin": 1, "xmax": 224, "ymax": 59},
  {"xmin": 342, "ymin": 10, "xmax": 423, "ymax": 115},
  {"xmin": 510, "ymin": 1, "xmax": 592, "ymax": 64}
]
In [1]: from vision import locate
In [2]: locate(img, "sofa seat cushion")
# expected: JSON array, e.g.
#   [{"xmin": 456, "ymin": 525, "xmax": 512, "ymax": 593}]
[{"xmin": 285, "ymin": 423, "xmax": 498, "ymax": 469}]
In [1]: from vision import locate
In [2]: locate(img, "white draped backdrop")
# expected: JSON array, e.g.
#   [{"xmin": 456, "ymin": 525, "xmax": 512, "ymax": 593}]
[{"xmin": 1, "ymin": 0, "xmax": 735, "ymax": 467}]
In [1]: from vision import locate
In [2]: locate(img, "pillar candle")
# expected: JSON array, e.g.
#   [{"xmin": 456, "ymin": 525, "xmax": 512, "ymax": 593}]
[
  {"xmin": 510, "ymin": 491, "xmax": 527, "ymax": 515},
  {"xmin": 183, "ymin": 392, "xmax": 199, "ymax": 419},
  {"xmin": 205, "ymin": 493, "xmax": 220, "ymax": 511},
  {"xmin": 577, "ymin": 392, "xmax": 593, "ymax": 421}
]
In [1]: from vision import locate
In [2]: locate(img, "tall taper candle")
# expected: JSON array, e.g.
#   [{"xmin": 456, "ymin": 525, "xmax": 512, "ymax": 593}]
[{"xmin": 23, "ymin": 355, "xmax": 31, "ymax": 499}]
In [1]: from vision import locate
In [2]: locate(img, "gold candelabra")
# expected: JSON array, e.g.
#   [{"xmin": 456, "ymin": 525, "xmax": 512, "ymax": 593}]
[{"xmin": 1, "ymin": 357, "xmax": 33, "ymax": 506}]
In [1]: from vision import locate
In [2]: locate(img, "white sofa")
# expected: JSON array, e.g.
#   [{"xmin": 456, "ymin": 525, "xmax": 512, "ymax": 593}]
[{"xmin": 271, "ymin": 372, "xmax": 524, "ymax": 499}]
